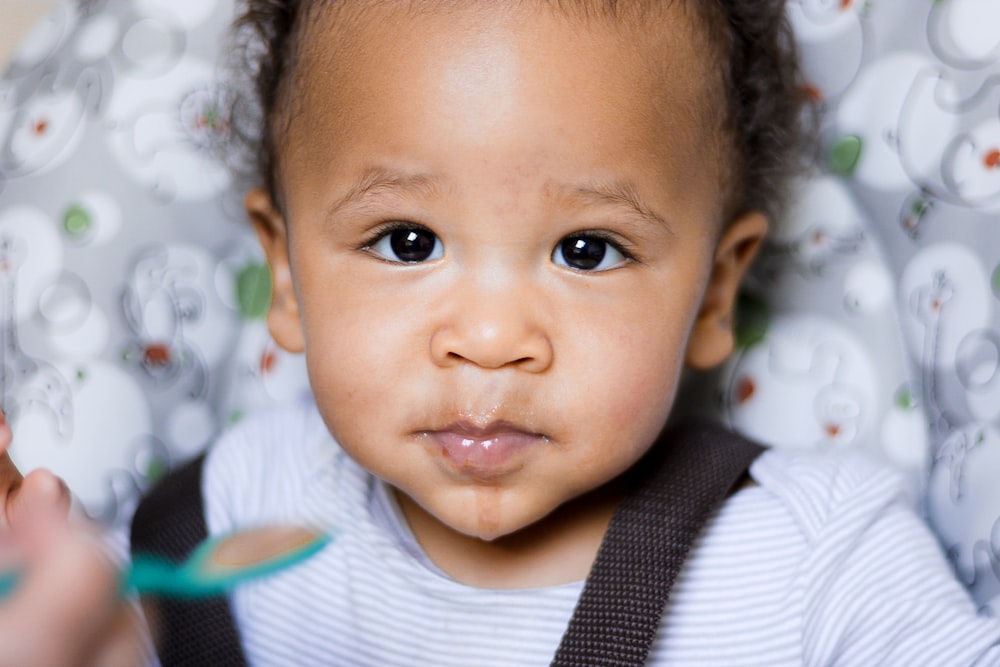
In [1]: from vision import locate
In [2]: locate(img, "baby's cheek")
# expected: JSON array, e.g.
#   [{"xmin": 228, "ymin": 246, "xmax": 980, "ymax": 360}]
[{"xmin": 602, "ymin": 334, "xmax": 682, "ymax": 429}]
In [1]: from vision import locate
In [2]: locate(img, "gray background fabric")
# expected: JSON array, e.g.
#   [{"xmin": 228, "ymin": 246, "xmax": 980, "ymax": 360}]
[{"xmin": 1, "ymin": 0, "xmax": 998, "ymax": 611}]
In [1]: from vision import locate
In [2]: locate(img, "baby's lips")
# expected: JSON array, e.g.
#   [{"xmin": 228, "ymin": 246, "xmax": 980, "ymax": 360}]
[{"xmin": 430, "ymin": 427, "xmax": 545, "ymax": 478}]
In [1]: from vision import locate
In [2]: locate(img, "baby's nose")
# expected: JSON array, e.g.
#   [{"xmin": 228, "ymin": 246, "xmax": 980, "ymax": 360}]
[{"xmin": 429, "ymin": 291, "xmax": 553, "ymax": 373}]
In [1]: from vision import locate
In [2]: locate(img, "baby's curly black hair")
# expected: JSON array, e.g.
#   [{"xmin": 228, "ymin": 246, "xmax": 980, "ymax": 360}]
[{"xmin": 225, "ymin": 0, "xmax": 810, "ymax": 225}]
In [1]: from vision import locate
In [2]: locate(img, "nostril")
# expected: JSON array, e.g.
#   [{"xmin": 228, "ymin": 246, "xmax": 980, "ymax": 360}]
[
  {"xmin": 430, "ymin": 321, "xmax": 553, "ymax": 371},
  {"xmin": 441, "ymin": 351, "xmax": 542, "ymax": 370}
]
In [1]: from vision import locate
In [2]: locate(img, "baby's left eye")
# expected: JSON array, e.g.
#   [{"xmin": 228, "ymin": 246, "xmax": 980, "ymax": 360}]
[
  {"xmin": 552, "ymin": 235, "xmax": 628, "ymax": 271},
  {"xmin": 367, "ymin": 225, "xmax": 443, "ymax": 263}
]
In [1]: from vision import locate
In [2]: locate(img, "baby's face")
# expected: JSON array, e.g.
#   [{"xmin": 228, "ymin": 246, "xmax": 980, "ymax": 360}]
[{"xmin": 251, "ymin": 2, "xmax": 764, "ymax": 544}]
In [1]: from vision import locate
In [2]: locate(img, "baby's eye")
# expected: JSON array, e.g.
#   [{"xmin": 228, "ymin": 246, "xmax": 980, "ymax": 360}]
[
  {"xmin": 552, "ymin": 234, "xmax": 628, "ymax": 271},
  {"xmin": 368, "ymin": 225, "xmax": 443, "ymax": 263}
]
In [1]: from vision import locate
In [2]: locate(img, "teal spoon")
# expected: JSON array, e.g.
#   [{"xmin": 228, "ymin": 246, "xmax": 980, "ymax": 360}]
[
  {"xmin": 0, "ymin": 525, "xmax": 331, "ymax": 601},
  {"xmin": 0, "ymin": 571, "xmax": 16, "ymax": 598}
]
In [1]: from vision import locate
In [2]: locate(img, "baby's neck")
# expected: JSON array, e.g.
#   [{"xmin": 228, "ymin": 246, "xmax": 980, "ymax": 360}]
[{"xmin": 394, "ymin": 485, "xmax": 624, "ymax": 590}]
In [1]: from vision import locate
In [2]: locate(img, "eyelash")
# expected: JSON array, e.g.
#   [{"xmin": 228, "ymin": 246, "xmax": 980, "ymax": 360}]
[
  {"xmin": 567, "ymin": 230, "xmax": 638, "ymax": 261},
  {"xmin": 358, "ymin": 220, "xmax": 435, "ymax": 252},
  {"xmin": 360, "ymin": 220, "xmax": 415, "ymax": 244},
  {"xmin": 358, "ymin": 222, "xmax": 639, "ymax": 268}
]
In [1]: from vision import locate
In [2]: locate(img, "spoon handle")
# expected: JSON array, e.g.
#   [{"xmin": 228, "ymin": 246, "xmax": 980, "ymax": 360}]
[
  {"xmin": 1, "ymin": 526, "xmax": 331, "ymax": 601},
  {"xmin": 0, "ymin": 572, "xmax": 17, "ymax": 598}
]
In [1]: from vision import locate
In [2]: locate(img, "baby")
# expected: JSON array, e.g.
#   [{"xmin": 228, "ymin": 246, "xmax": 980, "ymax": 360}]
[{"xmin": 3, "ymin": 0, "xmax": 1000, "ymax": 665}]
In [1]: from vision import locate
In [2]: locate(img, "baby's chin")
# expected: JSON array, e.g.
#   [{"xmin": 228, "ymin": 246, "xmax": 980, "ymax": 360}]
[
  {"xmin": 432, "ymin": 490, "xmax": 548, "ymax": 543},
  {"xmin": 403, "ymin": 482, "xmax": 565, "ymax": 543}
]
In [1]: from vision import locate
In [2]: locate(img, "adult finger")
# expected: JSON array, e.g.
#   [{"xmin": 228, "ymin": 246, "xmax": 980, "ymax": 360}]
[
  {"xmin": 85, "ymin": 603, "xmax": 154, "ymax": 667},
  {"xmin": 0, "ymin": 409, "xmax": 23, "ymax": 532},
  {"xmin": 0, "ymin": 447, "xmax": 22, "ymax": 545},
  {"xmin": 7, "ymin": 469, "xmax": 71, "ymax": 530},
  {"xmin": 0, "ymin": 409, "xmax": 10, "ymax": 457},
  {"xmin": 0, "ymin": 409, "xmax": 18, "ymax": 517},
  {"xmin": 0, "ymin": 452, "xmax": 19, "ymax": 531},
  {"xmin": 0, "ymin": 409, "xmax": 72, "ymax": 547},
  {"xmin": 0, "ymin": 526, "xmax": 121, "ymax": 667}
]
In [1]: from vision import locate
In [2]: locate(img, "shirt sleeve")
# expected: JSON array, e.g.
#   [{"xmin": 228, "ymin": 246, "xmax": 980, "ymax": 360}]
[
  {"xmin": 202, "ymin": 398, "xmax": 320, "ymax": 537},
  {"xmin": 790, "ymin": 453, "xmax": 1000, "ymax": 666}
]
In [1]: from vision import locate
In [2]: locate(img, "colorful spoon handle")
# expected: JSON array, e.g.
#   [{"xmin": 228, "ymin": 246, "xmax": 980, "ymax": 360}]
[
  {"xmin": 0, "ymin": 572, "xmax": 18, "ymax": 598},
  {"xmin": 1, "ymin": 526, "xmax": 332, "ymax": 601}
]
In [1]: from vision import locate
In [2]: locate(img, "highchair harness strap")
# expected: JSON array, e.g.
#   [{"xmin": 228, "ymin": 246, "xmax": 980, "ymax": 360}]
[
  {"xmin": 550, "ymin": 421, "xmax": 765, "ymax": 667},
  {"xmin": 131, "ymin": 453, "xmax": 249, "ymax": 667},
  {"xmin": 130, "ymin": 420, "xmax": 764, "ymax": 667}
]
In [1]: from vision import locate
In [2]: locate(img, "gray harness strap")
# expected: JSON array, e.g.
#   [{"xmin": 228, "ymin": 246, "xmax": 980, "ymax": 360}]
[{"xmin": 551, "ymin": 421, "xmax": 764, "ymax": 667}]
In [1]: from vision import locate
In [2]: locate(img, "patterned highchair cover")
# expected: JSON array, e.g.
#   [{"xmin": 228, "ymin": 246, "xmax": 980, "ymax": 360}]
[
  {"xmin": 0, "ymin": 0, "xmax": 998, "ymax": 610},
  {"xmin": 719, "ymin": 0, "xmax": 1000, "ymax": 611},
  {"xmin": 0, "ymin": 0, "xmax": 310, "ymax": 529}
]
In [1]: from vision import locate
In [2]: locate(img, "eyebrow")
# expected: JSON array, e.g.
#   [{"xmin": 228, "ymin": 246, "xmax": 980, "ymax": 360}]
[
  {"xmin": 566, "ymin": 180, "xmax": 672, "ymax": 233},
  {"xmin": 324, "ymin": 167, "xmax": 671, "ymax": 232},
  {"xmin": 323, "ymin": 166, "xmax": 440, "ymax": 220}
]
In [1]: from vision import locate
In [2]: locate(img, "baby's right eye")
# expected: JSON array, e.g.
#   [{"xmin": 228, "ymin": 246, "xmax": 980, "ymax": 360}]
[{"xmin": 366, "ymin": 225, "xmax": 443, "ymax": 263}]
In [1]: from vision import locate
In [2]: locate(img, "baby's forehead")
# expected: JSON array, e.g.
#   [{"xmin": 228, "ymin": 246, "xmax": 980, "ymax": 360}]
[
  {"xmin": 296, "ymin": 0, "xmax": 728, "ymax": 117},
  {"xmin": 273, "ymin": 0, "xmax": 733, "ymax": 220},
  {"xmin": 298, "ymin": 0, "xmax": 718, "ymax": 53},
  {"xmin": 310, "ymin": 0, "xmax": 687, "ymax": 21},
  {"xmin": 288, "ymin": 1, "xmax": 728, "ymax": 140}
]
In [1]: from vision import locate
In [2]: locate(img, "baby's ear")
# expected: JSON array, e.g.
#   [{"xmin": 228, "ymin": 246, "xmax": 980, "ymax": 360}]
[
  {"xmin": 245, "ymin": 188, "xmax": 305, "ymax": 354},
  {"xmin": 685, "ymin": 211, "xmax": 768, "ymax": 370}
]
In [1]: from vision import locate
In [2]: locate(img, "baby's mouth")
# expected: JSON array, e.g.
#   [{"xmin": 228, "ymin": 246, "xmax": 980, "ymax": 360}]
[{"xmin": 420, "ymin": 421, "xmax": 548, "ymax": 478}]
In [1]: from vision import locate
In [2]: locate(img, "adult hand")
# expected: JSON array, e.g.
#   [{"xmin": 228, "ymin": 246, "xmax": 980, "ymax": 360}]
[
  {"xmin": 0, "ymin": 411, "xmax": 150, "ymax": 667},
  {"xmin": 0, "ymin": 410, "xmax": 71, "ymax": 555}
]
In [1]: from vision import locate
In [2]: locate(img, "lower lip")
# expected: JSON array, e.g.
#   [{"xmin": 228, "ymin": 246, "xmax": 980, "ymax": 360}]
[{"xmin": 426, "ymin": 431, "xmax": 543, "ymax": 477}]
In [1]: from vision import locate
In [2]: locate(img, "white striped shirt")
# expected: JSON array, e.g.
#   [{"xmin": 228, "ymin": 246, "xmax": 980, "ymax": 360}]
[{"xmin": 202, "ymin": 401, "xmax": 1000, "ymax": 666}]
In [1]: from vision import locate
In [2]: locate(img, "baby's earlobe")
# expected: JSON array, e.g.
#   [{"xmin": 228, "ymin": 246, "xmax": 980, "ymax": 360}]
[
  {"xmin": 269, "ymin": 265, "xmax": 294, "ymax": 308},
  {"xmin": 684, "ymin": 316, "xmax": 735, "ymax": 371}
]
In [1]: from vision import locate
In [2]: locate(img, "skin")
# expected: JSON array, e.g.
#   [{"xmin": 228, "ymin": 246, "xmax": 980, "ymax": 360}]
[
  {"xmin": 250, "ymin": 2, "xmax": 767, "ymax": 589},
  {"xmin": 0, "ymin": 421, "xmax": 147, "ymax": 667}
]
